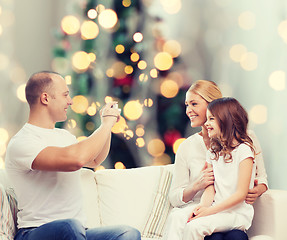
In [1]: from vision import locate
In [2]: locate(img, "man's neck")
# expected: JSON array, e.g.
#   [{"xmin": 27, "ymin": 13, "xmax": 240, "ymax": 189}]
[{"xmin": 28, "ymin": 110, "xmax": 55, "ymax": 129}]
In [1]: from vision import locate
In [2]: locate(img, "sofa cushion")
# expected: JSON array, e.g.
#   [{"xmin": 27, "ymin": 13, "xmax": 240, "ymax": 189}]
[
  {"xmin": 0, "ymin": 184, "xmax": 17, "ymax": 240},
  {"xmin": 80, "ymin": 168, "xmax": 101, "ymax": 228},
  {"xmin": 94, "ymin": 165, "xmax": 172, "ymax": 236}
]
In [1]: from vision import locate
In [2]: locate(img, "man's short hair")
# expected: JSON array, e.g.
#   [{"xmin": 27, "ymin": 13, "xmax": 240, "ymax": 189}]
[{"xmin": 25, "ymin": 71, "xmax": 60, "ymax": 106}]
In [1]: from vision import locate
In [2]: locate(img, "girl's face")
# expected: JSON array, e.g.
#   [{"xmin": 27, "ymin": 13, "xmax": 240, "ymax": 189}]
[
  {"xmin": 185, "ymin": 91, "xmax": 209, "ymax": 128},
  {"xmin": 205, "ymin": 109, "xmax": 221, "ymax": 138}
]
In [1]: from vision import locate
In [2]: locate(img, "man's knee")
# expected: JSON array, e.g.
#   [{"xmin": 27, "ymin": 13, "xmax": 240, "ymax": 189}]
[
  {"xmin": 117, "ymin": 226, "xmax": 141, "ymax": 240},
  {"xmin": 56, "ymin": 219, "xmax": 85, "ymax": 239}
]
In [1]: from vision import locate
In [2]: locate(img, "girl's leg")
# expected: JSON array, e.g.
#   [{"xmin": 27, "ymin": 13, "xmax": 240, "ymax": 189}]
[
  {"xmin": 14, "ymin": 219, "xmax": 85, "ymax": 240},
  {"xmin": 205, "ymin": 233, "xmax": 224, "ymax": 240},
  {"xmin": 85, "ymin": 225, "xmax": 141, "ymax": 240},
  {"xmin": 183, "ymin": 212, "xmax": 246, "ymax": 240},
  {"xmin": 223, "ymin": 229, "xmax": 248, "ymax": 240}
]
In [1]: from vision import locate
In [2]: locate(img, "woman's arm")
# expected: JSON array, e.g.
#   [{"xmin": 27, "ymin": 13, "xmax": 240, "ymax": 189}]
[
  {"xmin": 192, "ymin": 157, "xmax": 253, "ymax": 219},
  {"xmin": 247, "ymin": 130, "xmax": 268, "ymax": 203}
]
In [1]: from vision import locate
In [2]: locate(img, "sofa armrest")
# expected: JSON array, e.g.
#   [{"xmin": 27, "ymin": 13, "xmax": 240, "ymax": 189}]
[{"xmin": 247, "ymin": 189, "xmax": 287, "ymax": 239}]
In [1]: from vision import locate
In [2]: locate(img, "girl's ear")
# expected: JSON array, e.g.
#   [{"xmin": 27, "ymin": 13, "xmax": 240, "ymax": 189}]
[{"xmin": 40, "ymin": 92, "xmax": 49, "ymax": 105}]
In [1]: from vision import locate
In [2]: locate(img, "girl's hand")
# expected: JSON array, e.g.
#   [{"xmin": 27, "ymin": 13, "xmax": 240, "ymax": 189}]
[
  {"xmin": 187, "ymin": 205, "xmax": 209, "ymax": 223},
  {"xmin": 193, "ymin": 162, "xmax": 214, "ymax": 192}
]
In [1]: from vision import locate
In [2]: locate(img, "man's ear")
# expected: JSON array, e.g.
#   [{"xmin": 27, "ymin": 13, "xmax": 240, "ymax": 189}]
[{"xmin": 40, "ymin": 92, "xmax": 49, "ymax": 105}]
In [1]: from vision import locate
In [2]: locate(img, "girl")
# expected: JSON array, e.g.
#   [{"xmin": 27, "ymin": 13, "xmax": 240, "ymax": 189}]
[{"xmin": 185, "ymin": 97, "xmax": 256, "ymax": 239}]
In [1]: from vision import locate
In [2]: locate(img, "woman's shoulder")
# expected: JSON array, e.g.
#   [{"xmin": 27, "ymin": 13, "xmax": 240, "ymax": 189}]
[{"xmin": 177, "ymin": 133, "xmax": 203, "ymax": 151}]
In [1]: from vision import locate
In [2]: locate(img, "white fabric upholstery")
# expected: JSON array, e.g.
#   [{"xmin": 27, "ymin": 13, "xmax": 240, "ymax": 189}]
[
  {"xmin": 1, "ymin": 165, "xmax": 287, "ymax": 240},
  {"xmin": 80, "ymin": 168, "xmax": 101, "ymax": 228},
  {"xmin": 94, "ymin": 165, "xmax": 171, "ymax": 235}
]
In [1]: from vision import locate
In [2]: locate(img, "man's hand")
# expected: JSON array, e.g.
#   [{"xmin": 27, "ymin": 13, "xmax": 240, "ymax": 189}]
[
  {"xmin": 100, "ymin": 102, "xmax": 121, "ymax": 126},
  {"xmin": 245, "ymin": 179, "xmax": 267, "ymax": 204}
]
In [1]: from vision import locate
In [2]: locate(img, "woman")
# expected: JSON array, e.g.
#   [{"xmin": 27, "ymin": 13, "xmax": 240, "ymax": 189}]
[{"xmin": 164, "ymin": 80, "xmax": 268, "ymax": 240}]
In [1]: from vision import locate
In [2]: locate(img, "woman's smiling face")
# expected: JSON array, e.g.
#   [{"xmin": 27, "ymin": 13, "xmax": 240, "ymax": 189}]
[{"xmin": 185, "ymin": 91, "xmax": 209, "ymax": 128}]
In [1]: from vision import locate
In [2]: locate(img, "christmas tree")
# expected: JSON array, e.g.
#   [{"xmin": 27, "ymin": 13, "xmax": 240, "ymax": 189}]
[{"xmin": 52, "ymin": 0, "xmax": 188, "ymax": 169}]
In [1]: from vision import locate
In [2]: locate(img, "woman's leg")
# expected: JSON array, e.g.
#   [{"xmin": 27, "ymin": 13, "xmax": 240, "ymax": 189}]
[
  {"xmin": 163, "ymin": 205, "xmax": 196, "ymax": 240},
  {"xmin": 86, "ymin": 225, "xmax": 141, "ymax": 240},
  {"xmin": 14, "ymin": 219, "xmax": 85, "ymax": 240},
  {"xmin": 223, "ymin": 229, "xmax": 248, "ymax": 240}
]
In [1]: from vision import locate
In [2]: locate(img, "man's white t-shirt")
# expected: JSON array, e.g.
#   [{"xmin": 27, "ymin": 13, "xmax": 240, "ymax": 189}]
[{"xmin": 5, "ymin": 123, "xmax": 86, "ymax": 229}]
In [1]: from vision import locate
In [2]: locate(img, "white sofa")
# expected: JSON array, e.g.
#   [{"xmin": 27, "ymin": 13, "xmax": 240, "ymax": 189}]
[{"xmin": 1, "ymin": 164, "xmax": 287, "ymax": 240}]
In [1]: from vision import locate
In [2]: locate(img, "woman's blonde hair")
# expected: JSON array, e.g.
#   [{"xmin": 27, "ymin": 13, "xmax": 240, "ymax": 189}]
[{"xmin": 188, "ymin": 80, "xmax": 222, "ymax": 103}]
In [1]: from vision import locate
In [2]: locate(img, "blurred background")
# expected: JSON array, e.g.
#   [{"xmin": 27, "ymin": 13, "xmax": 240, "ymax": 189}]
[{"xmin": 0, "ymin": 0, "xmax": 287, "ymax": 190}]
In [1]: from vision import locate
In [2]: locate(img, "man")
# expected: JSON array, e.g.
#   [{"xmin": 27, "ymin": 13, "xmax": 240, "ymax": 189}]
[{"xmin": 5, "ymin": 71, "xmax": 141, "ymax": 240}]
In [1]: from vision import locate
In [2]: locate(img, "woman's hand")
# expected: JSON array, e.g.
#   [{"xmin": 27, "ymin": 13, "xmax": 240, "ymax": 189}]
[{"xmin": 193, "ymin": 162, "xmax": 214, "ymax": 192}]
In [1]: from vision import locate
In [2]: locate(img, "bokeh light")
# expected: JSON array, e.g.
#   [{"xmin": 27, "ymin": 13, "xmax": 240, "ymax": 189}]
[
  {"xmin": 71, "ymin": 95, "xmax": 89, "ymax": 114},
  {"xmin": 133, "ymin": 32, "xmax": 143, "ymax": 42},
  {"xmin": 269, "ymin": 71, "xmax": 286, "ymax": 91},
  {"xmin": 130, "ymin": 52, "xmax": 140, "ymax": 62},
  {"xmin": 72, "ymin": 51, "xmax": 91, "ymax": 72},
  {"xmin": 249, "ymin": 105, "xmax": 267, "ymax": 124},
  {"xmin": 152, "ymin": 153, "xmax": 171, "ymax": 165},
  {"xmin": 77, "ymin": 136, "xmax": 88, "ymax": 142},
  {"xmin": 135, "ymin": 126, "xmax": 145, "ymax": 137},
  {"xmin": 98, "ymin": 9, "xmax": 118, "ymax": 29},
  {"xmin": 138, "ymin": 60, "xmax": 147, "ymax": 70},
  {"xmin": 229, "ymin": 44, "xmax": 247, "ymax": 62},
  {"xmin": 61, "ymin": 15, "xmax": 80, "ymax": 35},
  {"xmin": 173, "ymin": 138, "xmax": 185, "ymax": 154},
  {"xmin": 124, "ymin": 129, "xmax": 134, "ymax": 139},
  {"xmin": 111, "ymin": 116, "xmax": 127, "ymax": 134},
  {"xmin": 124, "ymin": 65, "xmax": 133, "ymax": 74},
  {"xmin": 0, "ymin": 128, "xmax": 9, "ymax": 144},
  {"xmin": 238, "ymin": 11, "xmax": 256, "ymax": 30},
  {"xmin": 150, "ymin": 69, "xmax": 158, "ymax": 78},
  {"xmin": 122, "ymin": 0, "xmax": 131, "ymax": 7},
  {"xmin": 65, "ymin": 75, "xmax": 72, "ymax": 85},
  {"xmin": 81, "ymin": 20, "xmax": 99, "ymax": 40},
  {"xmin": 87, "ymin": 102, "xmax": 97, "ymax": 116},
  {"xmin": 67, "ymin": 119, "xmax": 77, "ymax": 129},
  {"xmin": 136, "ymin": 137, "xmax": 145, "ymax": 147},
  {"xmin": 163, "ymin": 40, "xmax": 181, "ymax": 58},
  {"xmin": 147, "ymin": 138, "xmax": 165, "ymax": 157},
  {"xmin": 160, "ymin": 0, "xmax": 182, "ymax": 14},
  {"xmin": 154, "ymin": 52, "xmax": 173, "ymax": 71},
  {"xmin": 240, "ymin": 52, "xmax": 258, "ymax": 71},
  {"xmin": 111, "ymin": 61, "xmax": 127, "ymax": 79},
  {"xmin": 115, "ymin": 44, "xmax": 125, "ymax": 54},
  {"xmin": 278, "ymin": 20, "xmax": 287, "ymax": 43},
  {"xmin": 123, "ymin": 100, "xmax": 143, "ymax": 120},
  {"xmin": 115, "ymin": 161, "xmax": 126, "ymax": 169},
  {"xmin": 144, "ymin": 98, "xmax": 153, "ymax": 107},
  {"xmin": 160, "ymin": 79, "xmax": 179, "ymax": 98},
  {"xmin": 16, "ymin": 84, "xmax": 27, "ymax": 102},
  {"xmin": 87, "ymin": 9, "xmax": 98, "ymax": 19}
]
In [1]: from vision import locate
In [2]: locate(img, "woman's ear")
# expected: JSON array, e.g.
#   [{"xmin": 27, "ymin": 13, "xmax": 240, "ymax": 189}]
[{"xmin": 40, "ymin": 92, "xmax": 49, "ymax": 105}]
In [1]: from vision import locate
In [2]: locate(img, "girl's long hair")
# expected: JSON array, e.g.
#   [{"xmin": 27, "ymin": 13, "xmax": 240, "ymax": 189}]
[{"xmin": 208, "ymin": 97, "xmax": 255, "ymax": 162}]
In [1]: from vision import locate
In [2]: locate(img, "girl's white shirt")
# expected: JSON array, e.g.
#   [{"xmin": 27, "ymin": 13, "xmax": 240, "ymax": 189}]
[{"xmin": 169, "ymin": 130, "xmax": 268, "ymax": 207}]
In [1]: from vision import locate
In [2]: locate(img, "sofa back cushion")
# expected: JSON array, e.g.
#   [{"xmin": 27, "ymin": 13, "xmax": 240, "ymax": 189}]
[
  {"xmin": 94, "ymin": 165, "xmax": 172, "ymax": 237},
  {"xmin": 80, "ymin": 168, "xmax": 101, "ymax": 228}
]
